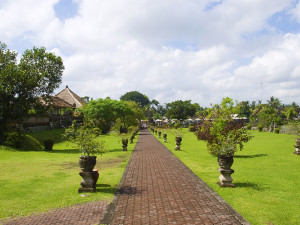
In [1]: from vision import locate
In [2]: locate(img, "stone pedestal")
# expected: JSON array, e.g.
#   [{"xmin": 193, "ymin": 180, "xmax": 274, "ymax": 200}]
[
  {"xmin": 174, "ymin": 137, "xmax": 182, "ymax": 150},
  {"xmin": 217, "ymin": 168, "xmax": 235, "ymax": 187},
  {"xmin": 163, "ymin": 134, "xmax": 167, "ymax": 143},
  {"xmin": 294, "ymin": 145, "xmax": 300, "ymax": 155},
  {"xmin": 158, "ymin": 132, "xmax": 161, "ymax": 138},
  {"xmin": 78, "ymin": 171, "xmax": 97, "ymax": 193}
]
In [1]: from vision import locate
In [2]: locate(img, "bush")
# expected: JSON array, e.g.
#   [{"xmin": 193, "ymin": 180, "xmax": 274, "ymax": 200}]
[
  {"xmin": 5, "ymin": 131, "xmax": 24, "ymax": 148},
  {"xmin": 257, "ymin": 124, "xmax": 263, "ymax": 132},
  {"xmin": 189, "ymin": 124, "xmax": 197, "ymax": 132},
  {"xmin": 174, "ymin": 123, "xmax": 179, "ymax": 129},
  {"xmin": 22, "ymin": 135, "xmax": 43, "ymax": 151},
  {"xmin": 274, "ymin": 128, "xmax": 280, "ymax": 134},
  {"xmin": 247, "ymin": 124, "xmax": 252, "ymax": 130},
  {"xmin": 93, "ymin": 128, "xmax": 101, "ymax": 136},
  {"xmin": 43, "ymin": 139, "xmax": 54, "ymax": 151}
]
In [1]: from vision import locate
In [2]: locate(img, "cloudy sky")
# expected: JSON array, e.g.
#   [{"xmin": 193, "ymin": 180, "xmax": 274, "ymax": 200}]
[{"xmin": 1, "ymin": 0, "xmax": 300, "ymax": 106}]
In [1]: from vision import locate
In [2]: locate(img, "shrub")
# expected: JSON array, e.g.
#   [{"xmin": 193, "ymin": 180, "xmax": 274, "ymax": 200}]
[
  {"xmin": 274, "ymin": 128, "xmax": 280, "ymax": 134},
  {"xmin": 258, "ymin": 124, "xmax": 263, "ymax": 132},
  {"xmin": 247, "ymin": 124, "xmax": 252, "ymax": 130},
  {"xmin": 189, "ymin": 124, "xmax": 197, "ymax": 132},
  {"xmin": 93, "ymin": 128, "xmax": 101, "ymax": 136},
  {"xmin": 44, "ymin": 139, "xmax": 54, "ymax": 151},
  {"xmin": 174, "ymin": 123, "xmax": 179, "ymax": 129},
  {"xmin": 5, "ymin": 131, "xmax": 24, "ymax": 148},
  {"xmin": 22, "ymin": 135, "xmax": 43, "ymax": 151}
]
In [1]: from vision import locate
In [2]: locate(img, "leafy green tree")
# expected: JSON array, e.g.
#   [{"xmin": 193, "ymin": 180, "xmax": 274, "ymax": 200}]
[
  {"xmin": 0, "ymin": 42, "xmax": 64, "ymax": 141},
  {"xmin": 237, "ymin": 101, "xmax": 251, "ymax": 118},
  {"xmin": 83, "ymin": 98, "xmax": 135, "ymax": 134},
  {"xmin": 120, "ymin": 91, "xmax": 150, "ymax": 107},
  {"xmin": 126, "ymin": 101, "xmax": 145, "ymax": 127},
  {"xmin": 165, "ymin": 100, "xmax": 196, "ymax": 120}
]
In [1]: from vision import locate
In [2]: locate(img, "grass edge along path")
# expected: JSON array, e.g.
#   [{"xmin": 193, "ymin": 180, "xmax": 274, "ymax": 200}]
[
  {"xmin": 153, "ymin": 129, "xmax": 300, "ymax": 225},
  {"xmin": 0, "ymin": 129, "xmax": 138, "ymax": 220}
]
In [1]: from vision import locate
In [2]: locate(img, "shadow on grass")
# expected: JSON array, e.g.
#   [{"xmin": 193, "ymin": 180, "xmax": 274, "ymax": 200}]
[
  {"xmin": 95, "ymin": 183, "xmax": 116, "ymax": 194},
  {"xmin": 108, "ymin": 148, "xmax": 125, "ymax": 153},
  {"xmin": 234, "ymin": 154, "xmax": 268, "ymax": 158},
  {"xmin": 234, "ymin": 182, "xmax": 269, "ymax": 190},
  {"xmin": 47, "ymin": 149, "xmax": 80, "ymax": 154}
]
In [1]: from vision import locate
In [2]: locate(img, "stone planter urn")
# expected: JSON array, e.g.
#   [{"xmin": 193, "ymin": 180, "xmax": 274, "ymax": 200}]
[
  {"xmin": 44, "ymin": 139, "xmax": 54, "ymax": 151},
  {"xmin": 175, "ymin": 137, "xmax": 182, "ymax": 150},
  {"xmin": 217, "ymin": 156, "xmax": 235, "ymax": 187},
  {"xmin": 122, "ymin": 139, "xmax": 128, "ymax": 151},
  {"xmin": 154, "ymin": 130, "xmax": 157, "ymax": 135},
  {"xmin": 163, "ymin": 134, "xmax": 167, "ymax": 142},
  {"xmin": 158, "ymin": 131, "xmax": 161, "ymax": 138},
  {"xmin": 294, "ymin": 138, "xmax": 300, "ymax": 155},
  {"xmin": 92, "ymin": 169, "xmax": 99, "ymax": 185},
  {"xmin": 78, "ymin": 155, "xmax": 97, "ymax": 192}
]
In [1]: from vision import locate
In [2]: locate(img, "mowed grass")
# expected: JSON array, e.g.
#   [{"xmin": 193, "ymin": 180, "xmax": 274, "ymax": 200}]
[
  {"xmin": 154, "ymin": 129, "xmax": 300, "ymax": 225},
  {"xmin": 0, "ymin": 129, "xmax": 137, "ymax": 220}
]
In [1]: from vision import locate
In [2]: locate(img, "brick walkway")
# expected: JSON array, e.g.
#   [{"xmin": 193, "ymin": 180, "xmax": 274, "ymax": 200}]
[
  {"xmin": 101, "ymin": 129, "xmax": 250, "ymax": 225},
  {"xmin": 0, "ymin": 201, "xmax": 108, "ymax": 225}
]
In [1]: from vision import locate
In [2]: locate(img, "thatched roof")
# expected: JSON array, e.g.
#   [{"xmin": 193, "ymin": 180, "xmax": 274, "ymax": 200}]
[
  {"xmin": 55, "ymin": 85, "xmax": 85, "ymax": 108},
  {"xmin": 50, "ymin": 96, "xmax": 73, "ymax": 108}
]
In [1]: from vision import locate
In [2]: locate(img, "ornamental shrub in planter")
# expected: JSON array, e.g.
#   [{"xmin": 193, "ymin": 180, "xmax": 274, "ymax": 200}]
[
  {"xmin": 196, "ymin": 97, "xmax": 253, "ymax": 187},
  {"xmin": 64, "ymin": 121, "xmax": 107, "ymax": 192}
]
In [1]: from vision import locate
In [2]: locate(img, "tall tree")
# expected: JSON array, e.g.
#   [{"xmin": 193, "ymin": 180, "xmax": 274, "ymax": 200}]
[
  {"xmin": 0, "ymin": 42, "xmax": 64, "ymax": 141},
  {"xmin": 237, "ymin": 101, "xmax": 251, "ymax": 118},
  {"xmin": 165, "ymin": 100, "xmax": 196, "ymax": 120},
  {"xmin": 120, "ymin": 91, "xmax": 150, "ymax": 107},
  {"xmin": 83, "ymin": 98, "xmax": 135, "ymax": 134}
]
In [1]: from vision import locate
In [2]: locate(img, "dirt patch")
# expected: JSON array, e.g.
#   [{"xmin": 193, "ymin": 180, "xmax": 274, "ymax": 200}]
[{"xmin": 97, "ymin": 155, "xmax": 128, "ymax": 169}]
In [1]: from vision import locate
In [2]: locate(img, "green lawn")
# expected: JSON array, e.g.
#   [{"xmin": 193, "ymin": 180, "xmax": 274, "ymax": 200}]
[
  {"xmin": 154, "ymin": 129, "xmax": 300, "ymax": 225},
  {"xmin": 0, "ymin": 129, "xmax": 137, "ymax": 220}
]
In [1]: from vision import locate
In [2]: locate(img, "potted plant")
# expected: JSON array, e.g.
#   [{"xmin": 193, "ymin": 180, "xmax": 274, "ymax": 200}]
[
  {"xmin": 43, "ymin": 139, "xmax": 54, "ymax": 151},
  {"xmin": 64, "ymin": 121, "xmax": 107, "ymax": 192},
  {"xmin": 162, "ymin": 129, "xmax": 168, "ymax": 143},
  {"xmin": 288, "ymin": 122, "xmax": 300, "ymax": 155},
  {"xmin": 196, "ymin": 97, "xmax": 253, "ymax": 187},
  {"xmin": 157, "ymin": 128, "xmax": 162, "ymax": 138},
  {"xmin": 172, "ymin": 128, "xmax": 185, "ymax": 150}
]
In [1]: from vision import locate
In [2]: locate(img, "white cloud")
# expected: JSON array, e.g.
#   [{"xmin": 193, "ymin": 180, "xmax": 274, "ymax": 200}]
[
  {"xmin": 1, "ymin": 0, "xmax": 300, "ymax": 106},
  {"xmin": 233, "ymin": 33, "xmax": 300, "ymax": 103}
]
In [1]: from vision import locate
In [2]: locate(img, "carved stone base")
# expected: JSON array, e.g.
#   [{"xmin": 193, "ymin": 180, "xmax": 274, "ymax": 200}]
[
  {"xmin": 217, "ymin": 168, "xmax": 235, "ymax": 187},
  {"xmin": 163, "ymin": 134, "xmax": 167, "ymax": 143},
  {"xmin": 174, "ymin": 137, "xmax": 182, "ymax": 150},
  {"xmin": 78, "ymin": 171, "xmax": 97, "ymax": 193},
  {"xmin": 174, "ymin": 143, "xmax": 181, "ymax": 150},
  {"xmin": 294, "ymin": 145, "xmax": 300, "ymax": 155}
]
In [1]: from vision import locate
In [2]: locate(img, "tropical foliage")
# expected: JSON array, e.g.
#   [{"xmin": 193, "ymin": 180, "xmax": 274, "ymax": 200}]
[{"xmin": 196, "ymin": 97, "xmax": 253, "ymax": 157}]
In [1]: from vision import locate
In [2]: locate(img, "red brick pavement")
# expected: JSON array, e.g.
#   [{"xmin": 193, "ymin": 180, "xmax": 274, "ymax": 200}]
[
  {"xmin": 0, "ymin": 200, "xmax": 109, "ymax": 225},
  {"xmin": 101, "ymin": 129, "xmax": 250, "ymax": 225}
]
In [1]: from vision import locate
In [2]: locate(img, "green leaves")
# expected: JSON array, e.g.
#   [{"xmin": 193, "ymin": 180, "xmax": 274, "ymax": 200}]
[
  {"xmin": 196, "ymin": 97, "xmax": 253, "ymax": 157},
  {"xmin": 165, "ymin": 100, "xmax": 196, "ymax": 120},
  {"xmin": 84, "ymin": 98, "xmax": 135, "ymax": 134},
  {"xmin": 64, "ymin": 122, "xmax": 107, "ymax": 156},
  {"xmin": 0, "ymin": 42, "xmax": 64, "ymax": 140}
]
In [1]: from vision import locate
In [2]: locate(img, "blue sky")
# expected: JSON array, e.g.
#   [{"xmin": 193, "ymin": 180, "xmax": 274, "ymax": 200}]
[
  {"xmin": 54, "ymin": 0, "xmax": 78, "ymax": 22},
  {"xmin": 1, "ymin": 0, "xmax": 300, "ymax": 106}
]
